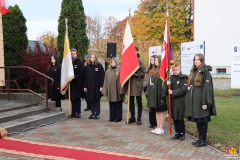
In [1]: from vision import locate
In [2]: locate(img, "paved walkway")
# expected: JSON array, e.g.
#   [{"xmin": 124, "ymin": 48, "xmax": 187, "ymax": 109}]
[{"xmin": 0, "ymin": 101, "xmax": 226, "ymax": 160}]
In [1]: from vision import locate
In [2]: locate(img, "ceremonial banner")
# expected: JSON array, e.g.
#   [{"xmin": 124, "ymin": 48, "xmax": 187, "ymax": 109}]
[
  {"xmin": 0, "ymin": 0, "xmax": 9, "ymax": 15},
  {"xmin": 159, "ymin": 20, "xmax": 173, "ymax": 83},
  {"xmin": 60, "ymin": 27, "xmax": 74, "ymax": 95},
  {"xmin": 120, "ymin": 21, "xmax": 139, "ymax": 87}
]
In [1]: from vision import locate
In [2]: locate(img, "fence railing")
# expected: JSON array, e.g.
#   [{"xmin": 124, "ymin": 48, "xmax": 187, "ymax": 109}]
[{"xmin": 0, "ymin": 66, "xmax": 54, "ymax": 112}]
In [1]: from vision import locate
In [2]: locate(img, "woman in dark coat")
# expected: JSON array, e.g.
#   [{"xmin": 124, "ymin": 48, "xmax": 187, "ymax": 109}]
[
  {"xmin": 166, "ymin": 63, "xmax": 188, "ymax": 140},
  {"xmin": 46, "ymin": 55, "xmax": 62, "ymax": 107},
  {"xmin": 102, "ymin": 58, "xmax": 124, "ymax": 122},
  {"xmin": 146, "ymin": 55, "xmax": 167, "ymax": 135},
  {"xmin": 185, "ymin": 54, "xmax": 217, "ymax": 147},
  {"xmin": 84, "ymin": 53, "xmax": 105, "ymax": 120},
  {"xmin": 143, "ymin": 55, "xmax": 157, "ymax": 128}
]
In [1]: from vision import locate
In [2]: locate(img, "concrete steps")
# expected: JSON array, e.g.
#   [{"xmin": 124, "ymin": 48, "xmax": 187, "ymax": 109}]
[
  {"xmin": 0, "ymin": 101, "xmax": 38, "ymax": 113},
  {"xmin": 0, "ymin": 100, "xmax": 67, "ymax": 134},
  {"xmin": 0, "ymin": 106, "xmax": 46, "ymax": 123},
  {"xmin": 0, "ymin": 112, "xmax": 66, "ymax": 133}
]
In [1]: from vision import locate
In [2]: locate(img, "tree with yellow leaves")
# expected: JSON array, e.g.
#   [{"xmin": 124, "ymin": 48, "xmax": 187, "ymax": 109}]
[{"xmin": 131, "ymin": 0, "xmax": 193, "ymax": 64}]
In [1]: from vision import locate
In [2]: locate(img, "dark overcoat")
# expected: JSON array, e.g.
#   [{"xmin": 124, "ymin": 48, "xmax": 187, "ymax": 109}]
[
  {"xmin": 84, "ymin": 63, "xmax": 105, "ymax": 101},
  {"xmin": 70, "ymin": 57, "xmax": 85, "ymax": 102},
  {"xmin": 47, "ymin": 64, "xmax": 61, "ymax": 100},
  {"xmin": 165, "ymin": 73, "xmax": 188, "ymax": 120},
  {"xmin": 185, "ymin": 65, "xmax": 217, "ymax": 119},
  {"xmin": 146, "ymin": 76, "xmax": 165, "ymax": 109}
]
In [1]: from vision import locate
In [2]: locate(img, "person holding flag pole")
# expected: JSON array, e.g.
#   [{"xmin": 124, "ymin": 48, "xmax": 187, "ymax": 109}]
[
  {"xmin": 61, "ymin": 19, "xmax": 84, "ymax": 118},
  {"xmin": 159, "ymin": 2, "xmax": 174, "ymax": 135},
  {"xmin": 120, "ymin": 20, "xmax": 143, "ymax": 125}
]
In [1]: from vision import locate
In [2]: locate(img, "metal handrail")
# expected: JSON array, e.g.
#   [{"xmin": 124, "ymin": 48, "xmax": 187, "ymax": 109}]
[{"xmin": 0, "ymin": 66, "xmax": 54, "ymax": 112}]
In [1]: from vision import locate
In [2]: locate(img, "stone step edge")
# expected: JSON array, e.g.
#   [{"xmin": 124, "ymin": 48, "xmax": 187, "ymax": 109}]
[
  {"xmin": 0, "ymin": 102, "xmax": 39, "ymax": 113},
  {"xmin": 3, "ymin": 112, "xmax": 67, "ymax": 134}
]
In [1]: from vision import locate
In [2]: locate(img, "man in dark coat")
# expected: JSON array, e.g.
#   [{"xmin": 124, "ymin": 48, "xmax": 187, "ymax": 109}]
[
  {"xmin": 84, "ymin": 53, "xmax": 105, "ymax": 120},
  {"xmin": 125, "ymin": 47, "xmax": 146, "ymax": 125},
  {"xmin": 70, "ymin": 49, "xmax": 85, "ymax": 118},
  {"xmin": 166, "ymin": 63, "xmax": 188, "ymax": 140}
]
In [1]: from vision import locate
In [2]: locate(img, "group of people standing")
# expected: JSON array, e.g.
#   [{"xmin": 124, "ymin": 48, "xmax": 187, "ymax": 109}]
[
  {"xmin": 47, "ymin": 47, "xmax": 216, "ymax": 148},
  {"xmin": 144, "ymin": 53, "xmax": 216, "ymax": 147}
]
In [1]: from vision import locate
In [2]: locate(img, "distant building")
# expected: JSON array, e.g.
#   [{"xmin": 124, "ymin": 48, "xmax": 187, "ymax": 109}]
[{"xmin": 28, "ymin": 40, "xmax": 46, "ymax": 52}]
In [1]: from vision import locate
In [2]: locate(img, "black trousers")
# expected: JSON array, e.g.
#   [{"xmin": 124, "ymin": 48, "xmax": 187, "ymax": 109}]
[
  {"xmin": 173, "ymin": 119, "xmax": 185, "ymax": 134},
  {"xmin": 196, "ymin": 122, "xmax": 208, "ymax": 141},
  {"xmin": 89, "ymin": 100, "xmax": 100, "ymax": 116},
  {"xmin": 52, "ymin": 98, "xmax": 61, "ymax": 107},
  {"xmin": 130, "ymin": 96, "xmax": 142, "ymax": 121},
  {"xmin": 72, "ymin": 98, "xmax": 81, "ymax": 115},
  {"xmin": 149, "ymin": 107, "xmax": 157, "ymax": 126},
  {"xmin": 109, "ymin": 101, "xmax": 122, "ymax": 121},
  {"xmin": 85, "ymin": 93, "xmax": 90, "ymax": 109}
]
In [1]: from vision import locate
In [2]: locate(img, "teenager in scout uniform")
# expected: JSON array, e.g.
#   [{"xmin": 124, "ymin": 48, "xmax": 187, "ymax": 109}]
[
  {"xmin": 146, "ymin": 55, "xmax": 167, "ymax": 135},
  {"xmin": 69, "ymin": 49, "xmax": 85, "ymax": 118},
  {"xmin": 143, "ymin": 55, "xmax": 157, "ymax": 128},
  {"xmin": 185, "ymin": 54, "xmax": 216, "ymax": 147},
  {"xmin": 46, "ymin": 55, "xmax": 62, "ymax": 108},
  {"xmin": 127, "ymin": 47, "xmax": 146, "ymax": 125},
  {"xmin": 84, "ymin": 53, "xmax": 105, "ymax": 120},
  {"xmin": 102, "ymin": 58, "xmax": 124, "ymax": 122},
  {"xmin": 166, "ymin": 63, "xmax": 188, "ymax": 140}
]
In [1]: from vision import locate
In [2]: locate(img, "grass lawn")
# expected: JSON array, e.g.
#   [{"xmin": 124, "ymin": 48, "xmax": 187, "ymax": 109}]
[
  {"xmin": 185, "ymin": 97, "xmax": 240, "ymax": 152},
  {"xmin": 101, "ymin": 89, "xmax": 240, "ymax": 152}
]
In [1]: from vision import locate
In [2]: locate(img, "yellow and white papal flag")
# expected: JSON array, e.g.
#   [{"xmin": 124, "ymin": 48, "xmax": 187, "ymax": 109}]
[{"xmin": 60, "ymin": 26, "xmax": 74, "ymax": 95}]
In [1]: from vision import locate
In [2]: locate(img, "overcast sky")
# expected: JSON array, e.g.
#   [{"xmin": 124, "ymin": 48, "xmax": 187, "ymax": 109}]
[{"xmin": 9, "ymin": 0, "xmax": 139, "ymax": 40}]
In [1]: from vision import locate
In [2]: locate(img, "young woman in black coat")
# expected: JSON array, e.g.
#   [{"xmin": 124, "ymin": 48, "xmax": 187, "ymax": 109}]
[
  {"xmin": 46, "ymin": 55, "xmax": 62, "ymax": 107},
  {"xmin": 84, "ymin": 53, "xmax": 105, "ymax": 120}
]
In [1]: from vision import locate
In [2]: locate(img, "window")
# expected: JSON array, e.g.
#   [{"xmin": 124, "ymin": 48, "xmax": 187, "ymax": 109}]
[{"xmin": 217, "ymin": 68, "xmax": 226, "ymax": 73}]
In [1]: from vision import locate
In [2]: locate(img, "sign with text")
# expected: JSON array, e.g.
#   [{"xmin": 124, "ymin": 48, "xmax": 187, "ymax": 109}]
[
  {"xmin": 231, "ymin": 44, "xmax": 240, "ymax": 89},
  {"xmin": 181, "ymin": 41, "xmax": 205, "ymax": 75},
  {"xmin": 149, "ymin": 46, "xmax": 162, "ymax": 65}
]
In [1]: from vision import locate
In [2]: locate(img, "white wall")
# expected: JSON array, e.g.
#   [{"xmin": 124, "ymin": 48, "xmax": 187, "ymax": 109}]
[{"xmin": 194, "ymin": 0, "xmax": 240, "ymax": 71}]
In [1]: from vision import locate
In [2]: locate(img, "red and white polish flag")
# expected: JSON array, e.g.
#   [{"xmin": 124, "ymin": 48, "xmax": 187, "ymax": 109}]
[
  {"xmin": 120, "ymin": 21, "xmax": 139, "ymax": 87},
  {"xmin": 0, "ymin": 0, "xmax": 9, "ymax": 15},
  {"xmin": 159, "ymin": 20, "xmax": 170, "ymax": 82}
]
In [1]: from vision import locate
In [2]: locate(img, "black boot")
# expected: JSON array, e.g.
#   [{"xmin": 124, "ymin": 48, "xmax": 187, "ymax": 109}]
[
  {"xmin": 195, "ymin": 135, "xmax": 207, "ymax": 147},
  {"xmin": 70, "ymin": 114, "xmax": 76, "ymax": 118},
  {"xmin": 172, "ymin": 133, "xmax": 180, "ymax": 139},
  {"xmin": 109, "ymin": 119, "xmax": 114, "ymax": 122},
  {"xmin": 114, "ymin": 119, "xmax": 122, "ymax": 122},
  {"xmin": 75, "ymin": 114, "xmax": 81, "ymax": 118},
  {"xmin": 94, "ymin": 115, "xmax": 100, "ymax": 120},
  {"xmin": 192, "ymin": 136, "xmax": 201, "ymax": 145},
  {"xmin": 195, "ymin": 139, "xmax": 207, "ymax": 147},
  {"xmin": 126, "ymin": 117, "xmax": 136, "ymax": 124},
  {"xmin": 88, "ymin": 114, "xmax": 95, "ymax": 119},
  {"xmin": 179, "ymin": 133, "xmax": 185, "ymax": 140},
  {"xmin": 136, "ymin": 120, "xmax": 141, "ymax": 125}
]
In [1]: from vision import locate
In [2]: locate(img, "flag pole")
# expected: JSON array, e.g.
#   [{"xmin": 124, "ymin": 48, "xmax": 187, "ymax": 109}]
[
  {"xmin": 126, "ymin": 79, "xmax": 131, "ymax": 124},
  {"xmin": 126, "ymin": 8, "xmax": 132, "ymax": 125},
  {"xmin": 68, "ymin": 83, "xmax": 71, "ymax": 117},
  {"xmin": 65, "ymin": 18, "xmax": 72, "ymax": 118},
  {"xmin": 166, "ymin": 2, "xmax": 172, "ymax": 136}
]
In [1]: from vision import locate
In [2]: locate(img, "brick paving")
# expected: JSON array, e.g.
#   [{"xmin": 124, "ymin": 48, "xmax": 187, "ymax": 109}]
[{"xmin": 0, "ymin": 101, "xmax": 227, "ymax": 160}]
